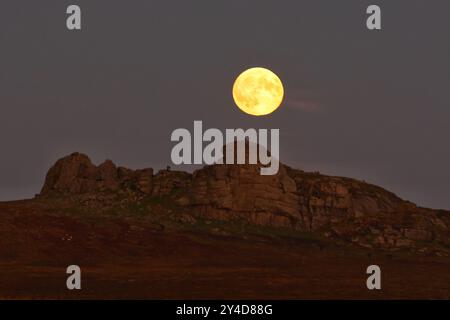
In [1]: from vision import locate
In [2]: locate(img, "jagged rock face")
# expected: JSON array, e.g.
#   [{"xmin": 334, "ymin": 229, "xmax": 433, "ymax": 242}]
[
  {"xmin": 40, "ymin": 153, "xmax": 155, "ymax": 196},
  {"xmin": 41, "ymin": 153, "xmax": 101, "ymax": 194},
  {"xmin": 152, "ymin": 170, "xmax": 192, "ymax": 197},
  {"xmin": 287, "ymin": 171, "xmax": 449, "ymax": 250},
  {"xmin": 181, "ymin": 163, "xmax": 449, "ymax": 252},
  {"xmin": 185, "ymin": 164, "xmax": 301, "ymax": 228},
  {"xmin": 183, "ymin": 163, "xmax": 404, "ymax": 231},
  {"xmin": 286, "ymin": 168, "xmax": 405, "ymax": 231},
  {"xmin": 39, "ymin": 152, "xmax": 450, "ymax": 253}
]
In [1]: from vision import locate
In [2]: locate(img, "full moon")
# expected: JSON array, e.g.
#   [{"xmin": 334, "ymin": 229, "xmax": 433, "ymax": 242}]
[{"xmin": 232, "ymin": 67, "xmax": 284, "ymax": 116}]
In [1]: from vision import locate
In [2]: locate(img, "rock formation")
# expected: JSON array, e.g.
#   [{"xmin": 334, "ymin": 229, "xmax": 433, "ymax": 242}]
[
  {"xmin": 41, "ymin": 153, "xmax": 155, "ymax": 195},
  {"xmin": 39, "ymin": 152, "xmax": 450, "ymax": 254}
]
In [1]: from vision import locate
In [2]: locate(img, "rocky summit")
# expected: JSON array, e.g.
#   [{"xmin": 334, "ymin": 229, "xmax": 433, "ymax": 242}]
[{"xmin": 38, "ymin": 152, "xmax": 450, "ymax": 255}]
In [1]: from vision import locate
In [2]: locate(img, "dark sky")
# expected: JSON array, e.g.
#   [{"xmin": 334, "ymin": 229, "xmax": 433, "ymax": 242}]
[{"xmin": 1, "ymin": 0, "xmax": 449, "ymax": 209}]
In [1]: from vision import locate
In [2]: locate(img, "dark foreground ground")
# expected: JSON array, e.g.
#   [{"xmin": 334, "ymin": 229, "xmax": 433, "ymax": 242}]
[{"xmin": 0, "ymin": 200, "xmax": 449, "ymax": 299}]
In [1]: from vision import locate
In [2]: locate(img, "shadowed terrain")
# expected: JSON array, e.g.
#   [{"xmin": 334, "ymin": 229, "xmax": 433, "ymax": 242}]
[{"xmin": 0, "ymin": 153, "xmax": 449, "ymax": 299}]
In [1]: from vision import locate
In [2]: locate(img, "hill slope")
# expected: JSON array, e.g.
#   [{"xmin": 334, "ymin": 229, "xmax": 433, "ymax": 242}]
[
  {"xmin": 37, "ymin": 152, "xmax": 450, "ymax": 255},
  {"xmin": 0, "ymin": 152, "xmax": 449, "ymax": 299}
]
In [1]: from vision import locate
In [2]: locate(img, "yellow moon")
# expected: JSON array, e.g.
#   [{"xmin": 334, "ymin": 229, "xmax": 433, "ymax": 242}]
[{"xmin": 232, "ymin": 67, "xmax": 284, "ymax": 116}]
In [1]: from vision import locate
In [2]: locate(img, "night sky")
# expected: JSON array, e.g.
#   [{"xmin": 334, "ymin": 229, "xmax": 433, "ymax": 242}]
[{"xmin": 1, "ymin": 0, "xmax": 449, "ymax": 209}]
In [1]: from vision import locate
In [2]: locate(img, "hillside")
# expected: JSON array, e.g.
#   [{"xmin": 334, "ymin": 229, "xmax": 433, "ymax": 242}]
[
  {"xmin": 0, "ymin": 152, "xmax": 449, "ymax": 299},
  {"xmin": 37, "ymin": 152, "xmax": 450, "ymax": 255}
]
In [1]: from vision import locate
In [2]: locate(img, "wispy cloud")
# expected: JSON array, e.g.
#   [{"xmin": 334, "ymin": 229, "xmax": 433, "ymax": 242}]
[
  {"xmin": 284, "ymin": 89, "xmax": 323, "ymax": 113},
  {"xmin": 285, "ymin": 99, "xmax": 321, "ymax": 112}
]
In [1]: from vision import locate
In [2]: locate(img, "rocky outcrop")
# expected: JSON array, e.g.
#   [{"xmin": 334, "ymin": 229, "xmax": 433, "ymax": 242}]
[
  {"xmin": 175, "ymin": 163, "xmax": 449, "ymax": 253},
  {"xmin": 39, "ymin": 152, "xmax": 450, "ymax": 254},
  {"xmin": 40, "ymin": 153, "xmax": 155, "ymax": 196},
  {"xmin": 152, "ymin": 170, "xmax": 192, "ymax": 197},
  {"xmin": 40, "ymin": 152, "xmax": 192, "ymax": 198},
  {"xmin": 285, "ymin": 169, "xmax": 449, "ymax": 251},
  {"xmin": 184, "ymin": 164, "xmax": 300, "ymax": 228}
]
